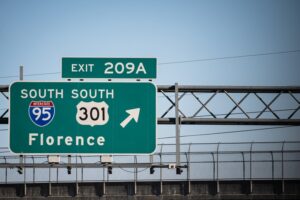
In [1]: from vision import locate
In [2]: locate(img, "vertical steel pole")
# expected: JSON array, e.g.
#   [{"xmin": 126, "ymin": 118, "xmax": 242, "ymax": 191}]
[
  {"xmin": 150, "ymin": 155, "xmax": 153, "ymax": 164},
  {"xmin": 250, "ymin": 142, "xmax": 254, "ymax": 194},
  {"xmin": 133, "ymin": 156, "xmax": 137, "ymax": 195},
  {"xmin": 216, "ymin": 143, "xmax": 220, "ymax": 194},
  {"xmin": 19, "ymin": 65, "xmax": 24, "ymax": 194},
  {"xmin": 187, "ymin": 143, "xmax": 192, "ymax": 194},
  {"xmin": 49, "ymin": 164, "xmax": 51, "ymax": 183},
  {"xmin": 281, "ymin": 141, "xmax": 285, "ymax": 193},
  {"xmin": 4, "ymin": 157, "xmax": 7, "ymax": 184},
  {"xmin": 23, "ymin": 156, "xmax": 26, "ymax": 196},
  {"xmin": 160, "ymin": 144, "xmax": 163, "ymax": 195},
  {"xmin": 19, "ymin": 65, "xmax": 23, "ymax": 80},
  {"xmin": 79, "ymin": 156, "xmax": 83, "ymax": 182},
  {"xmin": 107, "ymin": 166, "xmax": 109, "ymax": 182},
  {"xmin": 270, "ymin": 152, "xmax": 274, "ymax": 180},
  {"xmin": 19, "ymin": 64, "xmax": 24, "ymax": 173},
  {"xmin": 56, "ymin": 166, "xmax": 59, "ymax": 183},
  {"xmin": 103, "ymin": 167, "xmax": 106, "ymax": 195},
  {"xmin": 175, "ymin": 83, "xmax": 180, "ymax": 166},
  {"xmin": 75, "ymin": 156, "xmax": 78, "ymax": 196},
  {"xmin": 32, "ymin": 156, "xmax": 35, "ymax": 183},
  {"xmin": 241, "ymin": 152, "xmax": 245, "ymax": 180},
  {"xmin": 76, "ymin": 156, "xmax": 78, "ymax": 182},
  {"xmin": 49, "ymin": 164, "xmax": 52, "ymax": 196},
  {"xmin": 211, "ymin": 153, "xmax": 215, "ymax": 180}
]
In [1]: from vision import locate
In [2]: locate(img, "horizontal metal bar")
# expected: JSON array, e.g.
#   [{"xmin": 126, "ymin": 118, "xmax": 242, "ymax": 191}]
[
  {"xmin": 158, "ymin": 85, "xmax": 300, "ymax": 93},
  {"xmin": 0, "ymin": 118, "xmax": 8, "ymax": 124},
  {"xmin": 1, "ymin": 149, "xmax": 299, "ymax": 160},
  {"xmin": 2, "ymin": 117, "xmax": 299, "ymax": 125},
  {"xmin": 0, "ymin": 163, "xmax": 187, "ymax": 169},
  {"xmin": 1, "ymin": 178, "xmax": 299, "ymax": 184},
  {"xmin": 1, "ymin": 117, "xmax": 297, "ymax": 125},
  {"xmin": 157, "ymin": 141, "xmax": 300, "ymax": 145},
  {"xmin": 157, "ymin": 118, "xmax": 300, "ymax": 125},
  {"xmin": 0, "ymin": 86, "xmax": 8, "ymax": 92},
  {"xmin": 0, "ymin": 140, "xmax": 298, "ymax": 150},
  {"xmin": 187, "ymin": 159, "xmax": 300, "ymax": 164},
  {"xmin": 2, "ymin": 158, "xmax": 300, "ymax": 168},
  {"xmin": 2, "ymin": 85, "xmax": 300, "ymax": 93}
]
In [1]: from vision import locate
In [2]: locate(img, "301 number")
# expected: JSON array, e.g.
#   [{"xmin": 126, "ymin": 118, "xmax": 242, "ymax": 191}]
[
  {"xmin": 79, "ymin": 107, "xmax": 106, "ymax": 121},
  {"xmin": 76, "ymin": 101, "xmax": 109, "ymax": 126}
]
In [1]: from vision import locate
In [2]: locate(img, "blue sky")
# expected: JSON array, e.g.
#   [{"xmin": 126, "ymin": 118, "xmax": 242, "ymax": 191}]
[
  {"xmin": 0, "ymin": 1, "xmax": 300, "ymax": 156},
  {"xmin": 0, "ymin": 0, "xmax": 300, "ymax": 85}
]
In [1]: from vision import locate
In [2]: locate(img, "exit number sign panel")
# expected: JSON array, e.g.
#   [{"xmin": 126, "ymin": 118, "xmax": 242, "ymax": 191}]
[
  {"xmin": 62, "ymin": 58, "xmax": 157, "ymax": 79},
  {"xmin": 9, "ymin": 82, "xmax": 156, "ymax": 154}
]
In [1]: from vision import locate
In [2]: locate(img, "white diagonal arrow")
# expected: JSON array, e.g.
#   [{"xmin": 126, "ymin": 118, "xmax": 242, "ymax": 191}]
[{"xmin": 120, "ymin": 108, "xmax": 140, "ymax": 128}]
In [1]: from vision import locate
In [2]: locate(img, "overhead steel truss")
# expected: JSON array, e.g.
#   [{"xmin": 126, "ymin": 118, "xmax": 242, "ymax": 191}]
[
  {"xmin": 1, "ymin": 84, "xmax": 300, "ymax": 125},
  {"xmin": 158, "ymin": 85, "xmax": 300, "ymax": 125},
  {"xmin": 0, "ymin": 83, "xmax": 300, "ymax": 193},
  {"xmin": 1, "ymin": 84, "xmax": 300, "ymax": 166}
]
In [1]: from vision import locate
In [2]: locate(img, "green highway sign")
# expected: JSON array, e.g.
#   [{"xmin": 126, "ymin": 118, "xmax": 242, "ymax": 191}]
[
  {"xmin": 62, "ymin": 58, "xmax": 157, "ymax": 79},
  {"xmin": 9, "ymin": 82, "xmax": 156, "ymax": 154}
]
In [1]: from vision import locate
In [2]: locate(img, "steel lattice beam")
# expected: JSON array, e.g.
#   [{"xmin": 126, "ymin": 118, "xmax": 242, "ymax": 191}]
[
  {"xmin": 1, "ymin": 85, "xmax": 300, "ymax": 125},
  {"xmin": 157, "ymin": 118, "xmax": 300, "ymax": 125},
  {"xmin": 158, "ymin": 85, "xmax": 300, "ymax": 125},
  {"xmin": 157, "ymin": 85, "xmax": 300, "ymax": 93}
]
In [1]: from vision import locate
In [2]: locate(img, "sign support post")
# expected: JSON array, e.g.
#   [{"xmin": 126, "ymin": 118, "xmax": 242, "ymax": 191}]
[
  {"xmin": 175, "ymin": 83, "xmax": 180, "ymax": 167},
  {"xmin": 19, "ymin": 65, "xmax": 23, "ymax": 81}
]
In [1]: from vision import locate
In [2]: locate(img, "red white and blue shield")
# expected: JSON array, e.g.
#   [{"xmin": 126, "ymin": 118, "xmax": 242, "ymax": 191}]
[{"xmin": 28, "ymin": 101, "xmax": 55, "ymax": 127}]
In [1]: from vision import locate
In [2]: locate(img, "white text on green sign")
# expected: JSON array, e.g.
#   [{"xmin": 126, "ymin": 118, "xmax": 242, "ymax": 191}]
[{"xmin": 62, "ymin": 58, "xmax": 157, "ymax": 79}]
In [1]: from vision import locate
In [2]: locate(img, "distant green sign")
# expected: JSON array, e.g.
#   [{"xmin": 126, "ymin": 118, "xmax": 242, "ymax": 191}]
[
  {"xmin": 9, "ymin": 82, "xmax": 156, "ymax": 154},
  {"xmin": 62, "ymin": 58, "xmax": 157, "ymax": 79}
]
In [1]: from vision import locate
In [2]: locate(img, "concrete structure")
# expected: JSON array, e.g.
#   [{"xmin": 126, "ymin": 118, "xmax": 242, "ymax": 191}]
[{"xmin": 0, "ymin": 180, "xmax": 300, "ymax": 199}]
